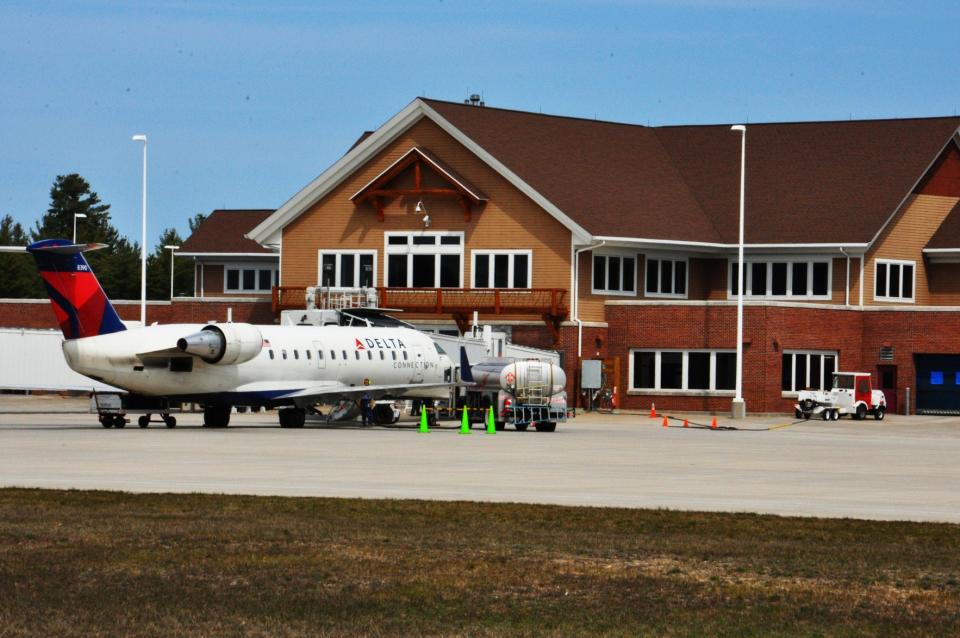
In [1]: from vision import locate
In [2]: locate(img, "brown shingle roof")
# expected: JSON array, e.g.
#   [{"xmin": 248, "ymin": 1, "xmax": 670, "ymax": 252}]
[
  {"xmin": 423, "ymin": 98, "xmax": 960, "ymax": 245},
  {"xmin": 179, "ymin": 210, "xmax": 276, "ymax": 254},
  {"xmin": 925, "ymin": 202, "xmax": 960, "ymax": 250}
]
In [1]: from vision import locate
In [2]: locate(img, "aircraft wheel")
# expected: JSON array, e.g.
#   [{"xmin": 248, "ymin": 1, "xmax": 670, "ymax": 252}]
[
  {"xmin": 854, "ymin": 404, "xmax": 867, "ymax": 421},
  {"xmin": 515, "ymin": 422, "xmax": 529, "ymax": 432},
  {"xmin": 535, "ymin": 421, "xmax": 557, "ymax": 433},
  {"xmin": 138, "ymin": 415, "xmax": 150, "ymax": 428},
  {"xmin": 164, "ymin": 416, "xmax": 177, "ymax": 428},
  {"xmin": 874, "ymin": 406, "xmax": 885, "ymax": 421},
  {"xmin": 112, "ymin": 415, "xmax": 126, "ymax": 428},
  {"xmin": 203, "ymin": 405, "xmax": 231, "ymax": 428},
  {"xmin": 279, "ymin": 408, "xmax": 305, "ymax": 428}
]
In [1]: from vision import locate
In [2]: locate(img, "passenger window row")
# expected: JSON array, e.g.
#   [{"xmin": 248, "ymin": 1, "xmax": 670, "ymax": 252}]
[{"xmin": 267, "ymin": 347, "xmax": 406, "ymax": 361}]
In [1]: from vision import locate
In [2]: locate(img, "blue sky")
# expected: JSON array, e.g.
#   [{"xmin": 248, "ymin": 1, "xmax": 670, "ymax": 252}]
[{"xmin": 1, "ymin": 0, "xmax": 958, "ymax": 245}]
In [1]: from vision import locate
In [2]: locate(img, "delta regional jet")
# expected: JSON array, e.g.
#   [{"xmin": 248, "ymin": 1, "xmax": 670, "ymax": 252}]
[{"xmin": 27, "ymin": 239, "xmax": 456, "ymax": 428}]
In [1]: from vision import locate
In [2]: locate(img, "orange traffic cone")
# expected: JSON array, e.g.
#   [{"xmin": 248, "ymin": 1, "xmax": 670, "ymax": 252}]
[
  {"xmin": 710, "ymin": 416, "xmax": 718, "ymax": 430},
  {"xmin": 683, "ymin": 418, "xmax": 689, "ymax": 428},
  {"xmin": 649, "ymin": 402, "xmax": 657, "ymax": 418},
  {"xmin": 662, "ymin": 415, "xmax": 668, "ymax": 428}
]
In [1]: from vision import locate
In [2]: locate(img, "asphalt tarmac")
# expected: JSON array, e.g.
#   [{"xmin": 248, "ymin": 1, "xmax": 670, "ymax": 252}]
[{"xmin": 1, "ymin": 397, "xmax": 959, "ymax": 522}]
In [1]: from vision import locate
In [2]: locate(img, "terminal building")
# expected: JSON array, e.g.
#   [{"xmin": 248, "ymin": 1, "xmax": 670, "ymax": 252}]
[
  {"xmin": 243, "ymin": 98, "xmax": 960, "ymax": 415},
  {"xmin": 5, "ymin": 97, "xmax": 960, "ymax": 415}
]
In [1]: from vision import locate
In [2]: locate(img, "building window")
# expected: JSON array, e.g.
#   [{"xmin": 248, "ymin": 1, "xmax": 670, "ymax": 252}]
[
  {"xmin": 874, "ymin": 260, "xmax": 915, "ymax": 302},
  {"xmin": 781, "ymin": 351, "xmax": 837, "ymax": 393},
  {"xmin": 385, "ymin": 232, "xmax": 463, "ymax": 288},
  {"xmin": 729, "ymin": 259, "xmax": 830, "ymax": 299},
  {"xmin": 224, "ymin": 264, "xmax": 278, "ymax": 293},
  {"xmin": 472, "ymin": 251, "xmax": 531, "ymax": 288},
  {"xmin": 629, "ymin": 349, "xmax": 736, "ymax": 392},
  {"xmin": 593, "ymin": 254, "xmax": 636, "ymax": 295},
  {"xmin": 318, "ymin": 251, "xmax": 376, "ymax": 289},
  {"xmin": 645, "ymin": 257, "xmax": 687, "ymax": 297}
]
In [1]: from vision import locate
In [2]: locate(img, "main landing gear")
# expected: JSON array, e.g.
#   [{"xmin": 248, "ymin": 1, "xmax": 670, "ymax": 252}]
[
  {"xmin": 202, "ymin": 405, "xmax": 231, "ymax": 428},
  {"xmin": 278, "ymin": 407, "xmax": 306, "ymax": 428}
]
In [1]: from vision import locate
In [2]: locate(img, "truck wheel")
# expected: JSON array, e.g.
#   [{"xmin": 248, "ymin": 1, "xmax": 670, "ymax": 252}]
[
  {"xmin": 874, "ymin": 406, "xmax": 885, "ymax": 421},
  {"xmin": 100, "ymin": 415, "xmax": 113, "ymax": 428},
  {"xmin": 515, "ymin": 422, "xmax": 529, "ymax": 432},
  {"xmin": 138, "ymin": 415, "xmax": 150, "ymax": 428},
  {"xmin": 854, "ymin": 404, "xmax": 867, "ymax": 421},
  {"xmin": 832, "ymin": 409, "xmax": 840, "ymax": 421},
  {"xmin": 535, "ymin": 421, "xmax": 557, "ymax": 432},
  {"xmin": 822, "ymin": 410, "xmax": 830, "ymax": 421},
  {"xmin": 113, "ymin": 415, "xmax": 126, "ymax": 428},
  {"xmin": 164, "ymin": 416, "xmax": 177, "ymax": 428},
  {"xmin": 495, "ymin": 421, "xmax": 506, "ymax": 431},
  {"xmin": 794, "ymin": 408, "xmax": 802, "ymax": 419}
]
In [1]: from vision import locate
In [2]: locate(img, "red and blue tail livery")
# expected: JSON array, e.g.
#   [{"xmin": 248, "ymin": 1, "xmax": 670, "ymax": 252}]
[{"xmin": 27, "ymin": 239, "xmax": 126, "ymax": 340}]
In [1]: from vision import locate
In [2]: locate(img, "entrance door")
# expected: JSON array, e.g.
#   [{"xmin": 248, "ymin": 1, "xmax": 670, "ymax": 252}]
[{"xmin": 876, "ymin": 365, "xmax": 897, "ymax": 413}]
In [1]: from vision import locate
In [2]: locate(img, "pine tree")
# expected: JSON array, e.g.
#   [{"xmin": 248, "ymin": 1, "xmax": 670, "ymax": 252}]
[
  {"xmin": 0, "ymin": 215, "xmax": 42, "ymax": 297},
  {"xmin": 33, "ymin": 174, "xmax": 141, "ymax": 300}
]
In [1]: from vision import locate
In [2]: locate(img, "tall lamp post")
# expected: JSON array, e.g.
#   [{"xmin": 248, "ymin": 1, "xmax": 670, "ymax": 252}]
[
  {"xmin": 164, "ymin": 244, "xmax": 180, "ymax": 299},
  {"xmin": 731, "ymin": 124, "xmax": 747, "ymax": 419},
  {"xmin": 72, "ymin": 213, "xmax": 87, "ymax": 243},
  {"xmin": 132, "ymin": 134, "xmax": 148, "ymax": 325}
]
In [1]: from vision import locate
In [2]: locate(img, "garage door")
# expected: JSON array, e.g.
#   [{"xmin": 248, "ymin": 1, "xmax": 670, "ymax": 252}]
[{"xmin": 915, "ymin": 354, "xmax": 960, "ymax": 415}]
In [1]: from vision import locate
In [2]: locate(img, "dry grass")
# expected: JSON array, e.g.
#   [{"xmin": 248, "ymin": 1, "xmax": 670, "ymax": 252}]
[{"xmin": 1, "ymin": 488, "xmax": 959, "ymax": 636}]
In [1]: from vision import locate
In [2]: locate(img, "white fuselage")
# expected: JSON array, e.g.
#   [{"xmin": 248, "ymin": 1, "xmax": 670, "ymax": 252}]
[{"xmin": 61, "ymin": 323, "xmax": 453, "ymax": 405}]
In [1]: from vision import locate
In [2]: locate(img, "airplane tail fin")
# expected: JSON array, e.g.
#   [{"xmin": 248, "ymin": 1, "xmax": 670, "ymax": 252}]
[
  {"xmin": 459, "ymin": 346, "xmax": 475, "ymax": 383},
  {"xmin": 26, "ymin": 239, "xmax": 126, "ymax": 340}
]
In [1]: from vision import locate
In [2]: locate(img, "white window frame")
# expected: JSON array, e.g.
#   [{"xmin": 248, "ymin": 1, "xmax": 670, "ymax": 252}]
[
  {"xmin": 726, "ymin": 257, "xmax": 832, "ymax": 300},
  {"xmin": 627, "ymin": 348, "xmax": 737, "ymax": 396},
  {"xmin": 471, "ymin": 250, "xmax": 533, "ymax": 289},
  {"xmin": 591, "ymin": 252, "xmax": 637, "ymax": 296},
  {"xmin": 222, "ymin": 262, "xmax": 279, "ymax": 293},
  {"xmin": 644, "ymin": 255, "xmax": 689, "ymax": 299},
  {"xmin": 384, "ymin": 231, "xmax": 464, "ymax": 288},
  {"xmin": 317, "ymin": 250, "xmax": 377, "ymax": 290},
  {"xmin": 873, "ymin": 259, "xmax": 916, "ymax": 303},
  {"xmin": 780, "ymin": 350, "xmax": 839, "ymax": 397}
]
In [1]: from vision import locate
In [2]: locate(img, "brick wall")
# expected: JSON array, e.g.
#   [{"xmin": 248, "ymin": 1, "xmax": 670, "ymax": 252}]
[{"xmin": 0, "ymin": 299, "xmax": 275, "ymax": 331}]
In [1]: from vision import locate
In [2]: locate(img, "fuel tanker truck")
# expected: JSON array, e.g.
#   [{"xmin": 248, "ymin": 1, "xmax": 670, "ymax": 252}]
[{"xmin": 459, "ymin": 348, "xmax": 567, "ymax": 432}]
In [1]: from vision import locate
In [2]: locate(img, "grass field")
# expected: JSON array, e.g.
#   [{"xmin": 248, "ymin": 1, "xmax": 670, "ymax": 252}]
[{"xmin": 1, "ymin": 489, "xmax": 959, "ymax": 636}]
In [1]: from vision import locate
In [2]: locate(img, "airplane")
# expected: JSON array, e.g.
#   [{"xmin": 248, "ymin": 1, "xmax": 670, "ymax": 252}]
[{"xmin": 26, "ymin": 239, "xmax": 457, "ymax": 428}]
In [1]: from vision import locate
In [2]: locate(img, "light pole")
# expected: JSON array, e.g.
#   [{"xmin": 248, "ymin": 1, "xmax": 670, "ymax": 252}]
[
  {"xmin": 72, "ymin": 213, "xmax": 87, "ymax": 243},
  {"xmin": 164, "ymin": 245, "xmax": 180, "ymax": 299},
  {"xmin": 132, "ymin": 134, "xmax": 148, "ymax": 325},
  {"xmin": 731, "ymin": 124, "xmax": 747, "ymax": 419}
]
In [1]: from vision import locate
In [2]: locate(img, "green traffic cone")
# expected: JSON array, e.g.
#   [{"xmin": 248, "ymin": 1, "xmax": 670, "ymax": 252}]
[
  {"xmin": 460, "ymin": 405, "xmax": 471, "ymax": 435},
  {"xmin": 419, "ymin": 407, "xmax": 430, "ymax": 434},
  {"xmin": 486, "ymin": 405, "xmax": 496, "ymax": 434}
]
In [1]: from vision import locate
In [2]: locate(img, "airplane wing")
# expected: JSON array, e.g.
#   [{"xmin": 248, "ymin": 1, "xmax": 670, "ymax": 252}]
[{"xmin": 275, "ymin": 381, "xmax": 453, "ymax": 402}]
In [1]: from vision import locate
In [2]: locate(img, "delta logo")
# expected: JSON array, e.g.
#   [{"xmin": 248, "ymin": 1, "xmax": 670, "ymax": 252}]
[{"xmin": 355, "ymin": 336, "xmax": 407, "ymax": 350}]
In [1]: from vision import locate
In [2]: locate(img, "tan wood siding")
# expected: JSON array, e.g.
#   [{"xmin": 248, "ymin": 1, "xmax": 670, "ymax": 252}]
[
  {"xmin": 281, "ymin": 118, "xmax": 572, "ymax": 315},
  {"xmin": 865, "ymin": 194, "xmax": 960, "ymax": 306},
  {"xmin": 202, "ymin": 264, "xmax": 223, "ymax": 296}
]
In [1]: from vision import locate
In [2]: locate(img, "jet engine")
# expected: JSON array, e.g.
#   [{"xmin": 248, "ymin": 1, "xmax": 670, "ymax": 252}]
[{"xmin": 176, "ymin": 323, "xmax": 263, "ymax": 365}]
